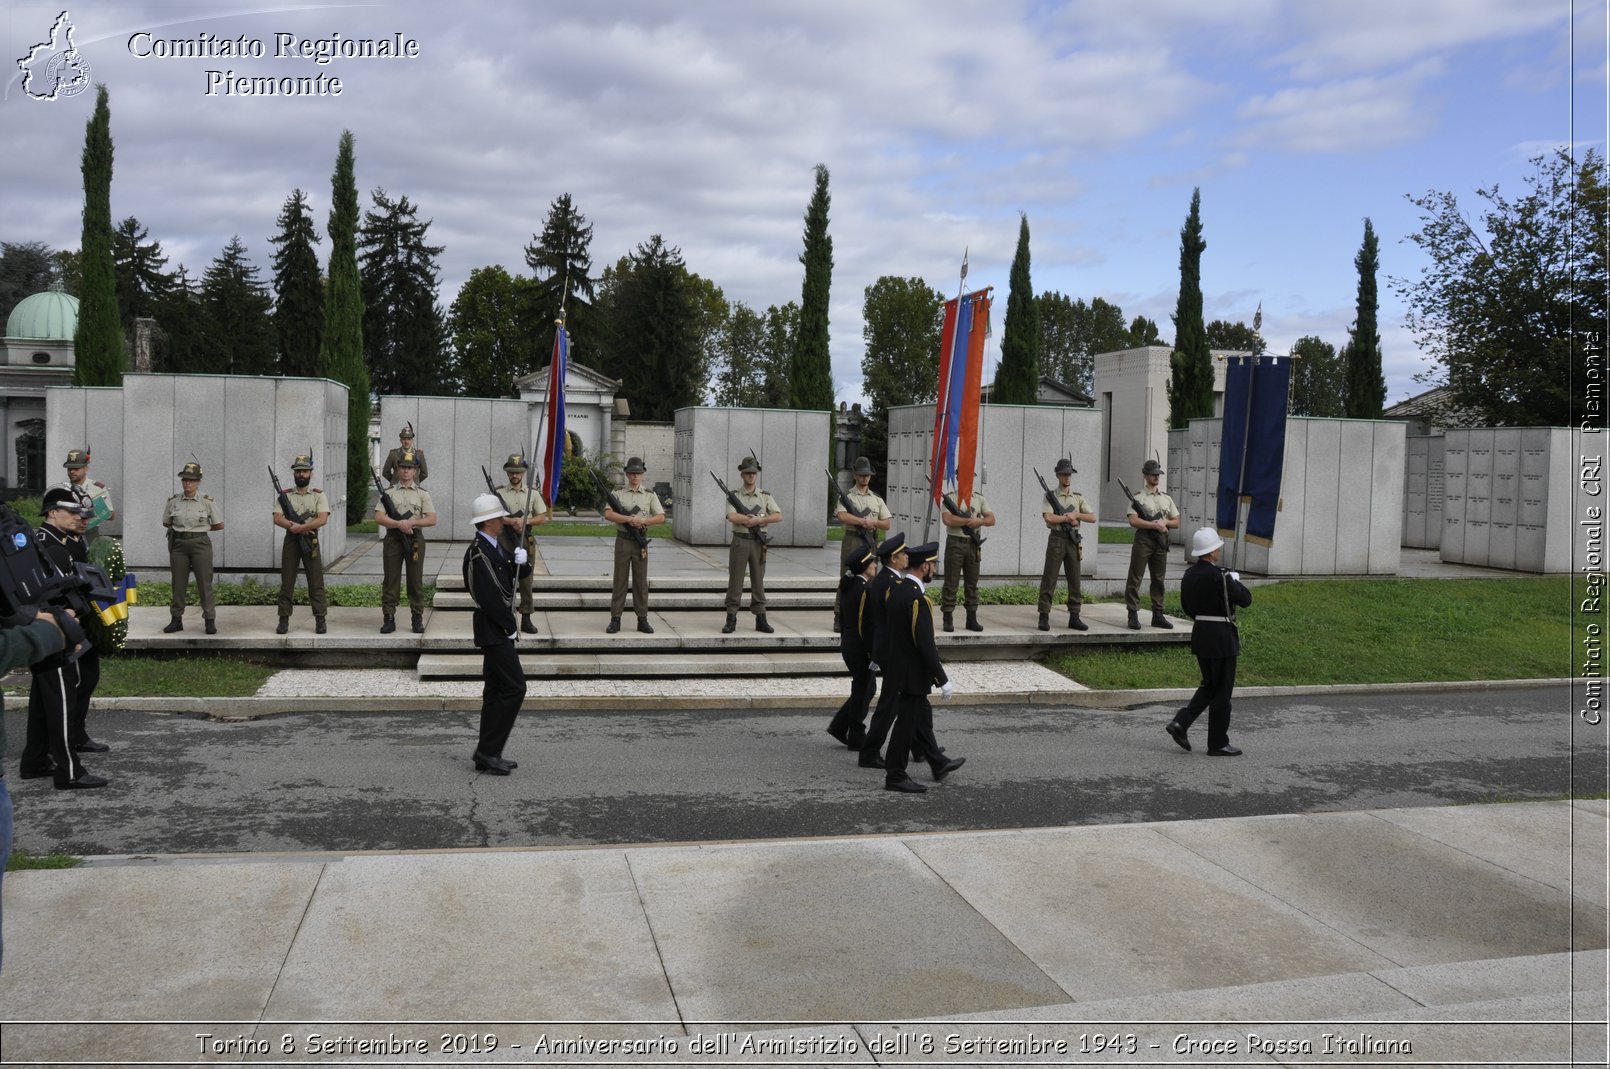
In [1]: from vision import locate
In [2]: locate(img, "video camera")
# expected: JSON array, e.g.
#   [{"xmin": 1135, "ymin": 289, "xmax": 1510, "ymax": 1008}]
[{"xmin": 0, "ymin": 501, "xmax": 116, "ymax": 662}]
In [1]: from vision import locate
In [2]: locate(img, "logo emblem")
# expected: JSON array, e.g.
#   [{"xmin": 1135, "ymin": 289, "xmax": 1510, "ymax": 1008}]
[
  {"xmin": 12, "ymin": 532, "xmax": 28, "ymax": 549},
  {"xmin": 17, "ymin": 11, "xmax": 91, "ymax": 101}
]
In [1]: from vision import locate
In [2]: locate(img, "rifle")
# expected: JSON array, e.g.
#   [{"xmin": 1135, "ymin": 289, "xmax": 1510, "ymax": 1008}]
[
  {"xmin": 710, "ymin": 471, "xmax": 770, "ymax": 545},
  {"xmin": 481, "ymin": 464, "xmax": 499, "ymax": 496},
  {"xmin": 593, "ymin": 470, "xmax": 648, "ymax": 557},
  {"xmin": 1117, "ymin": 475, "xmax": 1172, "ymax": 547},
  {"xmin": 371, "ymin": 466, "xmax": 415, "ymax": 542},
  {"xmin": 1033, "ymin": 468, "xmax": 1082, "ymax": 545},
  {"xmin": 926, "ymin": 475, "xmax": 985, "ymax": 551},
  {"xmin": 269, "ymin": 467, "xmax": 314, "ymax": 556},
  {"xmin": 826, "ymin": 469, "xmax": 878, "ymax": 552},
  {"xmin": 0, "ymin": 501, "xmax": 114, "ymax": 663}
]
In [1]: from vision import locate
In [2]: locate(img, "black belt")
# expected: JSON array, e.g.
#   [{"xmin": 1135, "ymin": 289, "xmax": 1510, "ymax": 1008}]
[{"xmin": 171, "ymin": 531, "xmax": 211, "ymax": 540}]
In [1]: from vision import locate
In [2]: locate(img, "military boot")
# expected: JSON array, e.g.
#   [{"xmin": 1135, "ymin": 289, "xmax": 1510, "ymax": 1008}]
[
  {"xmin": 276, "ymin": 616, "xmax": 290, "ymax": 635},
  {"xmin": 721, "ymin": 613, "xmax": 737, "ymax": 634},
  {"xmin": 380, "ymin": 613, "xmax": 396, "ymax": 634},
  {"xmin": 412, "ymin": 612, "xmax": 425, "ymax": 634},
  {"xmin": 1151, "ymin": 611, "xmax": 1174, "ymax": 630},
  {"xmin": 1068, "ymin": 611, "xmax": 1089, "ymax": 632},
  {"xmin": 942, "ymin": 611, "xmax": 954, "ymax": 633},
  {"xmin": 315, "ymin": 617, "xmax": 327, "ymax": 635},
  {"xmin": 163, "ymin": 615, "xmax": 183, "ymax": 634},
  {"xmin": 965, "ymin": 610, "xmax": 983, "ymax": 632},
  {"xmin": 755, "ymin": 613, "xmax": 775, "ymax": 634},
  {"xmin": 1037, "ymin": 612, "xmax": 1050, "ymax": 632},
  {"xmin": 521, "ymin": 614, "xmax": 538, "ymax": 634},
  {"xmin": 606, "ymin": 616, "xmax": 621, "ymax": 633},
  {"xmin": 1126, "ymin": 610, "xmax": 1141, "ymax": 631}
]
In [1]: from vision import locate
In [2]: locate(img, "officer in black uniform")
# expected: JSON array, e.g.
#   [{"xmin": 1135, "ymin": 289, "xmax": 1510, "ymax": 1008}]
[
  {"xmin": 881, "ymin": 542, "xmax": 965, "ymax": 793},
  {"xmin": 826, "ymin": 544, "xmax": 879, "ymax": 752},
  {"xmin": 464, "ymin": 493, "xmax": 527, "ymax": 774},
  {"xmin": 1166, "ymin": 527, "xmax": 1253, "ymax": 757}
]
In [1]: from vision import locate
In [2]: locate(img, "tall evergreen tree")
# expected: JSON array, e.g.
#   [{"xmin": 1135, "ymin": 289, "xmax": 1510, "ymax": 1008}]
[
  {"xmin": 993, "ymin": 214, "xmax": 1041, "ymax": 404},
  {"xmin": 448, "ymin": 264, "xmax": 542, "ymax": 398},
  {"xmin": 1167, "ymin": 187, "xmax": 1213, "ymax": 427},
  {"xmin": 74, "ymin": 84, "xmax": 122, "ymax": 386},
  {"xmin": 152, "ymin": 264, "xmax": 205, "ymax": 373},
  {"xmin": 1127, "ymin": 315, "xmax": 1163, "ymax": 346},
  {"xmin": 1344, "ymin": 217, "xmax": 1386, "ymax": 417},
  {"xmin": 358, "ymin": 189, "xmax": 448, "ymax": 395},
  {"xmin": 0, "ymin": 241, "xmax": 58, "ymax": 323},
  {"xmin": 198, "ymin": 236, "xmax": 276, "ymax": 375},
  {"xmin": 317, "ymin": 131, "xmax": 371, "ymax": 523},
  {"xmin": 270, "ymin": 189, "xmax": 325, "ymax": 377},
  {"xmin": 523, "ymin": 193, "xmax": 597, "ymax": 360},
  {"xmin": 789, "ymin": 164, "xmax": 835, "ymax": 415},
  {"xmin": 111, "ymin": 216, "xmax": 170, "ymax": 331},
  {"xmin": 595, "ymin": 236, "xmax": 702, "ymax": 421},
  {"xmin": 1289, "ymin": 335, "xmax": 1345, "ymax": 417}
]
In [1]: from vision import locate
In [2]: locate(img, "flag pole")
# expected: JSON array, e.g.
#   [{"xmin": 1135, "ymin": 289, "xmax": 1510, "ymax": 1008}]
[
  {"xmin": 923, "ymin": 249, "xmax": 968, "ymax": 544},
  {"xmin": 1227, "ymin": 303, "xmax": 1263, "ymax": 572}
]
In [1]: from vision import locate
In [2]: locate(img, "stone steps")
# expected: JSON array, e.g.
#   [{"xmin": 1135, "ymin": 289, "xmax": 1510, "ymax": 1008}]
[
  {"xmin": 417, "ymin": 650, "xmax": 846, "ymax": 680},
  {"xmin": 431, "ymin": 589, "xmax": 835, "ymax": 611}
]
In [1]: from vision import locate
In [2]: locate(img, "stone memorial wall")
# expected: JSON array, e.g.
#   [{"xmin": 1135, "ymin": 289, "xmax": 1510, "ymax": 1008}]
[
  {"xmin": 377, "ymin": 396, "xmax": 542, "ymax": 535},
  {"xmin": 671, "ymin": 407, "xmax": 830, "ymax": 546},
  {"xmin": 1440, "ymin": 427, "xmax": 1582, "ymax": 572},
  {"xmin": 1402, "ymin": 435, "xmax": 1445, "ymax": 550}
]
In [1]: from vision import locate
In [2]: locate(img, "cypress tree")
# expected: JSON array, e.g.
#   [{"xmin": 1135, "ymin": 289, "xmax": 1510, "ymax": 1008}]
[
  {"xmin": 1344, "ymin": 217, "xmax": 1386, "ymax": 417},
  {"xmin": 318, "ymin": 131, "xmax": 371, "ymax": 523},
  {"xmin": 74, "ymin": 84, "xmax": 122, "ymax": 386},
  {"xmin": 993, "ymin": 214, "xmax": 1041, "ymax": 404},
  {"xmin": 270, "ymin": 189, "xmax": 324, "ymax": 377},
  {"xmin": 199, "ymin": 236, "xmax": 276, "ymax": 376},
  {"xmin": 1167, "ymin": 187, "xmax": 1213, "ymax": 428},
  {"xmin": 789, "ymin": 164, "xmax": 835, "ymax": 415}
]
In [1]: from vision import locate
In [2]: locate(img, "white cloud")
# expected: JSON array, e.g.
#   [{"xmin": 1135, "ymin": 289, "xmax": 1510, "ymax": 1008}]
[{"xmin": 1234, "ymin": 60, "xmax": 1443, "ymax": 153}]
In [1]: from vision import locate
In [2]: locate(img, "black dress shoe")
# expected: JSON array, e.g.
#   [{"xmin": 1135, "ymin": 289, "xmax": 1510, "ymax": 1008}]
[
  {"xmin": 930, "ymin": 756, "xmax": 966, "ymax": 781},
  {"xmin": 826, "ymin": 725, "xmax": 850, "ymax": 746},
  {"xmin": 72, "ymin": 740, "xmax": 110, "ymax": 754},
  {"xmin": 858, "ymin": 753, "xmax": 886, "ymax": 769},
  {"xmin": 472, "ymin": 751, "xmax": 511, "ymax": 774},
  {"xmin": 636, "ymin": 617, "xmax": 654, "ymax": 633},
  {"xmin": 1207, "ymin": 745, "xmax": 1243, "ymax": 756},
  {"xmin": 315, "ymin": 617, "xmax": 327, "ymax": 634},
  {"xmin": 19, "ymin": 765, "xmax": 56, "ymax": 780},
  {"xmin": 55, "ymin": 773, "xmax": 108, "ymax": 790},
  {"xmin": 884, "ymin": 777, "xmax": 927, "ymax": 793},
  {"xmin": 204, "ymin": 619, "xmax": 217, "ymax": 635},
  {"xmin": 501, "ymin": 758, "xmax": 518, "ymax": 770},
  {"xmin": 163, "ymin": 618, "xmax": 183, "ymax": 633},
  {"xmin": 1165, "ymin": 720, "xmax": 1191, "ymax": 752},
  {"xmin": 845, "ymin": 730, "xmax": 867, "ymax": 750}
]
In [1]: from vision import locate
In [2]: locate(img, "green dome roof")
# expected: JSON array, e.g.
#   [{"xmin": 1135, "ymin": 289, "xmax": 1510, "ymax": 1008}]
[{"xmin": 6, "ymin": 283, "xmax": 78, "ymax": 341}]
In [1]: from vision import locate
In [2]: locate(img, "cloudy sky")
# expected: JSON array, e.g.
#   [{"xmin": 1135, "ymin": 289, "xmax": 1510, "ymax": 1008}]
[{"xmin": 2, "ymin": 1, "xmax": 1602, "ymax": 408}]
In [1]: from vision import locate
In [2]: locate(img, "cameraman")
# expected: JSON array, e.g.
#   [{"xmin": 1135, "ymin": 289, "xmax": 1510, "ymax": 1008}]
[
  {"xmin": 2, "ymin": 599, "xmax": 74, "ymax": 969},
  {"xmin": 18, "ymin": 490, "xmax": 107, "ymax": 790}
]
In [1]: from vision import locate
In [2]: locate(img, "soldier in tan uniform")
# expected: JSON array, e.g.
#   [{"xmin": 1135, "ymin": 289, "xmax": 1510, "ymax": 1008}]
[
  {"xmin": 376, "ymin": 450, "xmax": 436, "ymax": 633},
  {"xmin": 58, "ymin": 449, "xmax": 115, "ymax": 541},
  {"xmin": 939, "ymin": 488, "xmax": 994, "ymax": 632},
  {"xmin": 381, "ymin": 423, "xmax": 429, "ymax": 485},
  {"xmin": 161, "ymin": 461, "xmax": 225, "ymax": 634},
  {"xmin": 722, "ymin": 455, "xmax": 782, "ymax": 634},
  {"xmin": 832, "ymin": 456, "xmax": 891, "ymax": 632},
  {"xmin": 1125, "ymin": 458, "xmax": 1181, "ymax": 630},
  {"xmin": 495, "ymin": 453, "xmax": 548, "ymax": 634},
  {"xmin": 272, "ymin": 453, "xmax": 331, "ymax": 635},
  {"xmin": 1037, "ymin": 458, "xmax": 1096, "ymax": 631},
  {"xmin": 603, "ymin": 456, "xmax": 667, "ymax": 634}
]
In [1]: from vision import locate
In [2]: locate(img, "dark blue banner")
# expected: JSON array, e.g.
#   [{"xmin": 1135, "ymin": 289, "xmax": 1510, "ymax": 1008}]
[{"xmin": 1216, "ymin": 354, "xmax": 1292, "ymax": 545}]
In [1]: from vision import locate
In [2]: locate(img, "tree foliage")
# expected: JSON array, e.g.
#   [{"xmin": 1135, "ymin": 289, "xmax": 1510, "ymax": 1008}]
[
  {"xmin": 1129, "ymin": 314, "xmax": 1162, "ymax": 346},
  {"xmin": 596, "ymin": 236, "xmax": 703, "ymax": 421},
  {"xmin": 1167, "ymin": 187, "xmax": 1213, "ymax": 428},
  {"xmin": 317, "ymin": 131, "xmax": 371, "ymax": 523},
  {"xmin": 359, "ymin": 189, "xmax": 448, "ymax": 395},
  {"xmin": 269, "ymin": 189, "xmax": 324, "ymax": 377},
  {"xmin": 449, "ymin": 264, "xmax": 543, "ymax": 398},
  {"xmin": 860, "ymin": 275, "xmax": 943, "ymax": 472},
  {"xmin": 1344, "ymin": 217, "xmax": 1386, "ymax": 417},
  {"xmin": 712, "ymin": 301, "xmax": 795, "ymax": 408},
  {"xmin": 1398, "ymin": 149, "xmax": 1606, "ymax": 427},
  {"xmin": 524, "ymin": 193, "xmax": 598, "ymax": 362},
  {"xmin": 993, "ymin": 214, "xmax": 1041, "ymax": 404},
  {"xmin": 1288, "ymin": 335, "xmax": 1345, "ymax": 417},
  {"xmin": 199, "ymin": 236, "xmax": 275, "ymax": 375},
  {"xmin": 789, "ymin": 164, "xmax": 835, "ymax": 414},
  {"xmin": 0, "ymin": 241, "xmax": 59, "ymax": 323},
  {"xmin": 1206, "ymin": 319, "xmax": 1259, "ymax": 352},
  {"xmin": 74, "ymin": 84, "xmax": 122, "ymax": 386},
  {"xmin": 151, "ymin": 264, "xmax": 206, "ymax": 373},
  {"xmin": 110, "ymin": 217, "xmax": 170, "ymax": 333},
  {"xmin": 1037, "ymin": 291, "xmax": 1132, "ymax": 394}
]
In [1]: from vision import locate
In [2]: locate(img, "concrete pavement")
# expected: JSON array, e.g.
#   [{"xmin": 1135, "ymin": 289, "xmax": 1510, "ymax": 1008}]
[{"xmin": 1, "ymin": 800, "xmax": 1604, "ymax": 1064}]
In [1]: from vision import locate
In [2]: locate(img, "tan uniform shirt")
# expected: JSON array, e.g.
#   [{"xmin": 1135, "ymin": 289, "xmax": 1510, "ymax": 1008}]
[
  {"xmin": 382, "ymin": 447, "xmax": 429, "ymax": 485},
  {"xmin": 163, "ymin": 492, "xmax": 223, "ymax": 532},
  {"xmin": 496, "ymin": 484, "xmax": 548, "ymax": 522},
  {"xmin": 382, "ymin": 485, "xmax": 435, "ymax": 523},
  {"xmin": 728, "ymin": 487, "xmax": 780, "ymax": 536},
  {"xmin": 841, "ymin": 485, "xmax": 891, "ymax": 523},
  {"xmin": 1126, "ymin": 487, "xmax": 1179, "ymax": 522},
  {"xmin": 612, "ymin": 485, "xmax": 664, "ymax": 535},
  {"xmin": 945, "ymin": 491, "xmax": 991, "ymax": 539},
  {"xmin": 1043, "ymin": 488, "xmax": 1091, "ymax": 525},
  {"xmin": 279, "ymin": 486, "xmax": 331, "ymax": 522}
]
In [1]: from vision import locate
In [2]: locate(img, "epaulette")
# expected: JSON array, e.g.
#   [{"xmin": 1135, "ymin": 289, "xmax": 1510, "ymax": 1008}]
[
  {"xmin": 93, "ymin": 481, "xmax": 106, "ymax": 489},
  {"xmin": 312, "ymin": 486, "xmax": 324, "ymax": 493},
  {"xmin": 203, "ymin": 494, "xmax": 214, "ymax": 501}
]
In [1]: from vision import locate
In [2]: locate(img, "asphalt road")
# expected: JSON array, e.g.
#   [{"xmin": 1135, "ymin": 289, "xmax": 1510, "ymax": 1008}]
[{"xmin": 3, "ymin": 683, "xmax": 1600, "ymax": 858}]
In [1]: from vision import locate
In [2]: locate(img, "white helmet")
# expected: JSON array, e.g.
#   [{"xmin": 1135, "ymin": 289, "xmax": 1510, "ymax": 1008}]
[
  {"xmin": 1190, "ymin": 527, "xmax": 1224, "ymax": 558},
  {"xmin": 470, "ymin": 493, "xmax": 509, "ymax": 526}
]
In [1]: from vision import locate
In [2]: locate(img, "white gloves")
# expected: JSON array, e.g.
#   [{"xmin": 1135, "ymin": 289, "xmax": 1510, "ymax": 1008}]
[
  {"xmin": 513, "ymin": 547, "xmax": 528, "ymax": 565},
  {"xmin": 1227, "ymin": 570, "xmax": 1240, "ymax": 582},
  {"xmin": 868, "ymin": 660, "xmax": 881, "ymax": 673},
  {"xmin": 507, "ymin": 631, "xmax": 519, "ymax": 642},
  {"xmin": 940, "ymin": 682, "xmax": 955, "ymax": 700}
]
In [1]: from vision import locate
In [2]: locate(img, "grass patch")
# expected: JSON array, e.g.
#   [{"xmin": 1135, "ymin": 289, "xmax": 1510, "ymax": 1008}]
[
  {"xmin": 139, "ymin": 579, "xmax": 432, "ymax": 609},
  {"xmin": 6, "ymin": 850, "xmax": 83, "ymax": 872},
  {"xmin": 1099, "ymin": 526, "xmax": 1134, "ymax": 544},
  {"xmin": 346, "ymin": 520, "xmax": 379, "ymax": 535},
  {"xmin": 1049, "ymin": 577, "xmax": 1571, "ymax": 688},
  {"xmin": 94, "ymin": 653, "xmax": 277, "ymax": 697}
]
